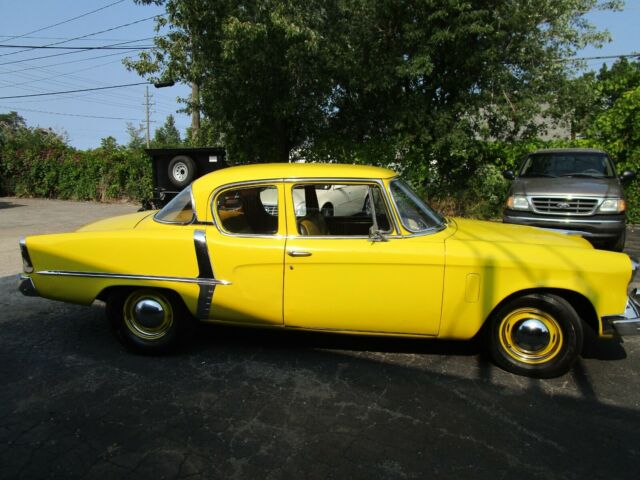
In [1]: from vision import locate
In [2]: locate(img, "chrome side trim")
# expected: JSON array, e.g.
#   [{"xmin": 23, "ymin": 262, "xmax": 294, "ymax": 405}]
[
  {"xmin": 19, "ymin": 237, "xmax": 34, "ymax": 273},
  {"xmin": 194, "ymin": 229, "xmax": 216, "ymax": 319},
  {"xmin": 35, "ymin": 270, "xmax": 230, "ymax": 286}
]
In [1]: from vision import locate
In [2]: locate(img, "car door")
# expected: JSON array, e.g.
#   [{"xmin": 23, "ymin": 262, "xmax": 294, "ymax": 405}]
[
  {"xmin": 283, "ymin": 181, "xmax": 445, "ymax": 335},
  {"xmin": 204, "ymin": 181, "xmax": 286, "ymax": 326}
]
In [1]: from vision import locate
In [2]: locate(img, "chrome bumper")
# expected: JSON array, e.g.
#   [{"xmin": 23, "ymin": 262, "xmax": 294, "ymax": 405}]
[
  {"xmin": 603, "ymin": 295, "xmax": 640, "ymax": 336},
  {"xmin": 18, "ymin": 275, "xmax": 38, "ymax": 297}
]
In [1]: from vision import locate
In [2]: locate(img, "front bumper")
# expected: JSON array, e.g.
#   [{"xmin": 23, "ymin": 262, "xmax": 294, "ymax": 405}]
[
  {"xmin": 18, "ymin": 275, "xmax": 38, "ymax": 297},
  {"xmin": 603, "ymin": 295, "xmax": 640, "ymax": 336},
  {"xmin": 503, "ymin": 210, "xmax": 625, "ymax": 242}
]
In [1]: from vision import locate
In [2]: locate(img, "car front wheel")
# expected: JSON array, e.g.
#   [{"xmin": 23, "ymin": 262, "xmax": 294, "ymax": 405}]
[
  {"xmin": 106, "ymin": 288, "xmax": 194, "ymax": 354},
  {"xmin": 487, "ymin": 293, "xmax": 583, "ymax": 378}
]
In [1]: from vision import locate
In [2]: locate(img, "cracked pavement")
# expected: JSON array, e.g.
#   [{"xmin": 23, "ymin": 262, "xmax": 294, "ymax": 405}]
[{"xmin": 1, "ymin": 197, "xmax": 639, "ymax": 479}]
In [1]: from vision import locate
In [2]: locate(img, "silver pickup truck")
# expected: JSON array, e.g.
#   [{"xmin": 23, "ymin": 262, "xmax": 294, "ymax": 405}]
[{"xmin": 502, "ymin": 148, "xmax": 635, "ymax": 251}]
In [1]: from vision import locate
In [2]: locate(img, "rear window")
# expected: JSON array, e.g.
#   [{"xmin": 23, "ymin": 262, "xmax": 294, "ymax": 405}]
[{"xmin": 154, "ymin": 187, "xmax": 195, "ymax": 224}]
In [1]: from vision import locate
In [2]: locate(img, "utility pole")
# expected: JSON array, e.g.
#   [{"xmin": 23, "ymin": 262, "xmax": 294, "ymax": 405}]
[
  {"xmin": 191, "ymin": 82, "xmax": 200, "ymax": 140},
  {"xmin": 143, "ymin": 86, "xmax": 155, "ymax": 147}
]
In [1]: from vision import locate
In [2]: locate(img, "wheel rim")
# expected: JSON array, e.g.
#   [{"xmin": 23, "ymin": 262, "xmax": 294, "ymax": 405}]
[
  {"xmin": 172, "ymin": 162, "xmax": 188, "ymax": 182},
  {"xmin": 123, "ymin": 290, "xmax": 174, "ymax": 340},
  {"xmin": 498, "ymin": 308, "xmax": 563, "ymax": 365}
]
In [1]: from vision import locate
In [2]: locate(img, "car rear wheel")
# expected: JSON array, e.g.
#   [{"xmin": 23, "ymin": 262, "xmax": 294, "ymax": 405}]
[
  {"xmin": 106, "ymin": 288, "xmax": 194, "ymax": 354},
  {"xmin": 487, "ymin": 293, "xmax": 583, "ymax": 378}
]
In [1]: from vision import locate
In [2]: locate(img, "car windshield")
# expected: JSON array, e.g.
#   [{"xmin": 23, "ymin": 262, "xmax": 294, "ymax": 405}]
[
  {"xmin": 519, "ymin": 153, "xmax": 614, "ymax": 178},
  {"xmin": 154, "ymin": 187, "xmax": 195, "ymax": 224},
  {"xmin": 389, "ymin": 179, "xmax": 445, "ymax": 232}
]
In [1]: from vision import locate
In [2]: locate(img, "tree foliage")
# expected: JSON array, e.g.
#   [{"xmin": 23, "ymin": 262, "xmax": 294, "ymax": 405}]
[
  {"xmin": 128, "ymin": 0, "xmax": 620, "ymax": 172},
  {"xmin": 153, "ymin": 114, "xmax": 182, "ymax": 147}
]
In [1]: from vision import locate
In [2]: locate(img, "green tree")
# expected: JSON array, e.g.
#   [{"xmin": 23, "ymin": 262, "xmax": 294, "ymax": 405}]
[
  {"xmin": 153, "ymin": 114, "xmax": 182, "ymax": 147},
  {"xmin": 128, "ymin": 0, "xmax": 621, "ymax": 174},
  {"xmin": 126, "ymin": 122, "xmax": 146, "ymax": 149}
]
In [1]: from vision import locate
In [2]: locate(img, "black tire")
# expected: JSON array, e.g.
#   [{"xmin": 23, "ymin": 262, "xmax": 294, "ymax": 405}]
[
  {"xmin": 487, "ymin": 293, "xmax": 583, "ymax": 378},
  {"xmin": 167, "ymin": 155, "xmax": 196, "ymax": 188},
  {"xmin": 605, "ymin": 230, "xmax": 626, "ymax": 252},
  {"xmin": 321, "ymin": 203, "xmax": 334, "ymax": 217},
  {"xmin": 106, "ymin": 288, "xmax": 195, "ymax": 354}
]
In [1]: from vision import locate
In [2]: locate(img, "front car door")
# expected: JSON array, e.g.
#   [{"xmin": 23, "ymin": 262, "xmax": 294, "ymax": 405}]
[
  {"xmin": 203, "ymin": 181, "xmax": 286, "ymax": 326},
  {"xmin": 283, "ymin": 179, "xmax": 446, "ymax": 336}
]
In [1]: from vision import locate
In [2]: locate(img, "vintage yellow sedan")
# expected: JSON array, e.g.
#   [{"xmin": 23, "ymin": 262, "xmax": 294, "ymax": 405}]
[{"xmin": 18, "ymin": 164, "xmax": 640, "ymax": 377}]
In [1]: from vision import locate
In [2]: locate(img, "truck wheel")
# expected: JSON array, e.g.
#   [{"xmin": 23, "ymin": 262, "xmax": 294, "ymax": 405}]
[
  {"xmin": 168, "ymin": 155, "xmax": 196, "ymax": 188},
  {"xmin": 106, "ymin": 288, "xmax": 195, "ymax": 354},
  {"xmin": 487, "ymin": 293, "xmax": 583, "ymax": 378},
  {"xmin": 605, "ymin": 230, "xmax": 626, "ymax": 252}
]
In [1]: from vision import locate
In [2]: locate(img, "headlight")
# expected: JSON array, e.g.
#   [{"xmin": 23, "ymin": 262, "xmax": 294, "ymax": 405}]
[
  {"xmin": 599, "ymin": 198, "xmax": 626, "ymax": 213},
  {"xmin": 506, "ymin": 195, "xmax": 530, "ymax": 211}
]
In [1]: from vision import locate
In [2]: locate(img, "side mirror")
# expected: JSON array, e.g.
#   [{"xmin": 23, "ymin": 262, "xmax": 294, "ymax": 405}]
[
  {"xmin": 620, "ymin": 170, "xmax": 635, "ymax": 185},
  {"xmin": 502, "ymin": 170, "xmax": 515, "ymax": 181},
  {"xmin": 369, "ymin": 225, "xmax": 388, "ymax": 242}
]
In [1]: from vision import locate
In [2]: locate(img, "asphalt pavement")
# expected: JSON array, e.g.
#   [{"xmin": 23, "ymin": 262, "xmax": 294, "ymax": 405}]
[{"xmin": 1, "ymin": 197, "xmax": 639, "ymax": 479}]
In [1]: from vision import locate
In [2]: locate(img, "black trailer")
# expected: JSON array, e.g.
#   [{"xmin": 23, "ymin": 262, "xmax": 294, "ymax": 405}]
[{"xmin": 144, "ymin": 147, "xmax": 228, "ymax": 209}]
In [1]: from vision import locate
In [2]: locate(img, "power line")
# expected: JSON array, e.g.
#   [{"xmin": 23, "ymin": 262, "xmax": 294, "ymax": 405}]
[
  {"xmin": 0, "ymin": 49, "xmax": 144, "ymax": 74},
  {"xmin": 0, "ymin": 82, "xmax": 148, "ymax": 100},
  {"xmin": 0, "ymin": 15, "xmax": 162, "ymax": 61},
  {"xmin": 0, "ymin": 105, "xmax": 144, "ymax": 121},
  {"xmin": 2, "ymin": 1, "xmax": 127, "ymax": 43},
  {"xmin": 560, "ymin": 53, "xmax": 640, "ymax": 62},
  {"xmin": 0, "ymin": 44, "xmax": 153, "ymax": 50}
]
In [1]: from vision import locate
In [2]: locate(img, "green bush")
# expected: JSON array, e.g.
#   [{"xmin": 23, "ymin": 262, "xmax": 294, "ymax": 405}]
[{"xmin": 0, "ymin": 127, "xmax": 152, "ymax": 203}]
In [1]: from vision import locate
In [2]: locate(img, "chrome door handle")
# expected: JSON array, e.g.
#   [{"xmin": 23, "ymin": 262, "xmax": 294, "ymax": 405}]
[{"xmin": 287, "ymin": 250, "xmax": 312, "ymax": 257}]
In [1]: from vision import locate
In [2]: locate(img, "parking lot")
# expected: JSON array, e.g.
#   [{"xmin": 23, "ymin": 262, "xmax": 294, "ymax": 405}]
[{"xmin": 1, "ymin": 197, "xmax": 639, "ymax": 479}]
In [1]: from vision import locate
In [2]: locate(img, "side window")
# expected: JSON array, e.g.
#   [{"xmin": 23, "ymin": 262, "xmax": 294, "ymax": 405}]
[
  {"xmin": 216, "ymin": 185, "xmax": 278, "ymax": 235},
  {"xmin": 292, "ymin": 183, "xmax": 391, "ymax": 236}
]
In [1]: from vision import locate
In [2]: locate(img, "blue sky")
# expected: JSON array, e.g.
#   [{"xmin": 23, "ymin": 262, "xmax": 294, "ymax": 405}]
[{"xmin": 0, "ymin": 0, "xmax": 638, "ymax": 150}]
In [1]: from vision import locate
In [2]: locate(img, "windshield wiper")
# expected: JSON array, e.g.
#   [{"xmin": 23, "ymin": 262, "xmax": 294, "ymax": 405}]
[
  {"xmin": 522, "ymin": 173, "xmax": 557, "ymax": 178},
  {"xmin": 559, "ymin": 173, "xmax": 604, "ymax": 178}
]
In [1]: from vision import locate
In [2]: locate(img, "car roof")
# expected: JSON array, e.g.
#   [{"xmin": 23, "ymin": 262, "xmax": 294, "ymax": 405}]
[{"xmin": 191, "ymin": 162, "xmax": 398, "ymax": 219}]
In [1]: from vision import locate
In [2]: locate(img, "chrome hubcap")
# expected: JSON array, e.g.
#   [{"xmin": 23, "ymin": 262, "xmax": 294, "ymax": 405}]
[
  {"xmin": 512, "ymin": 318, "xmax": 551, "ymax": 352},
  {"xmin": 123, "ymin": 290, "xmax": 174, "ymax": 340},
  {"xmin": 134, "ymin": 299, "xmax": 165, "ymax": 329},
  {"xmin": 172, "ymin": 162, "xmax": 188, "ymax": 182}
]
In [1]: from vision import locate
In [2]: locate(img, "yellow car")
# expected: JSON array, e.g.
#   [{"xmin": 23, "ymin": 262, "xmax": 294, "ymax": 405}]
[{"xmin": 18, "ymin": 163, "xmax": 640, "ymax": 377}]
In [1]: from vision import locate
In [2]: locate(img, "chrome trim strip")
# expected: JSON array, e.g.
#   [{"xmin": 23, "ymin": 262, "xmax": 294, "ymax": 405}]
[
  {"xmin": 194, "ymin": 229, "xmax": 217, "ymax": 319},
  {"xmin": 19, "ymin": 237, "xmax": 34, "ymax": 273},
  {"xmin": 35, "ymin": 270, "xmax": 230, "ymax": 286},
  {"xmin": 504, "ymin": 215, "xmax": 623, "ymax": 224}
]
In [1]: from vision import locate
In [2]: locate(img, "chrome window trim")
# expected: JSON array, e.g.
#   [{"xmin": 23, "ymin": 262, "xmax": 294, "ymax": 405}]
[
  {"xmin": 288, "ymin": 178, "xmax": 401, "ymax": 237},
  {"xmin": 526, "ymin": 195, "xmax": 603, "ymax": 216},
  {"xmin": 388, "ymin": 179, "xmax": 446, "ymax": 235},
  {"xmin": 35, "ymin": 270, "xmax": 231, "ymax": 286},
  {"xmin": 153, "ymin": 186, "xmax": 197, "ymax": 225},
  {"xmin": 210, "ymin": 180, "xmax": 283, "ymax": 238}
]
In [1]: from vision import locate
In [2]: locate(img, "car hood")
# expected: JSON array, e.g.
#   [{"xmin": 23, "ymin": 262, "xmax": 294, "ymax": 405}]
[
  {"xmin": 76, "ymin": 211, "xmax": 154, "ymax": 232},
  {"xmin": 449, "ymin": 218, "xmax": 593, "ymax": 249},
  {"xmin": 512, "ymin": 177, "xmax": 622, "ymax": 197}
]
